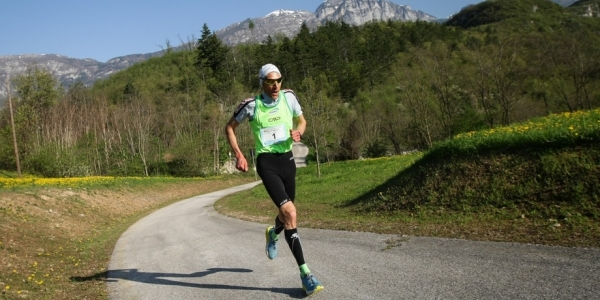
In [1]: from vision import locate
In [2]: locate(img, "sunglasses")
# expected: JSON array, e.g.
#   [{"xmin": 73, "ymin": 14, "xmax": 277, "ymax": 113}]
[{"xmin": 262, "ymin": 77, "xmax": 283, "ymax": 85}]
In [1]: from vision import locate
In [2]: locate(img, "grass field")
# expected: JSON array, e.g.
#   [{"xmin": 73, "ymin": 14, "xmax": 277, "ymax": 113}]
[{"xmin": 1, "ymin": 108, "xmax": 599, "ymax": 299}]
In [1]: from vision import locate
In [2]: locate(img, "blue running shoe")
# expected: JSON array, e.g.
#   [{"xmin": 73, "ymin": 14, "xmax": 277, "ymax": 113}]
[
  {"xmin": 265, "ymin": 226, "xmax": 278, "ymax": 259},
  {"xmin": 301, "ymin": 273, "xmax": 324, "ymax": 296}
]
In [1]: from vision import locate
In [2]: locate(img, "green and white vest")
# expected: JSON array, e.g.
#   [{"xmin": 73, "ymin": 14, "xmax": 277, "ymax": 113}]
[{"xmin": 250, "ymin": 91, "xmax": 294, "ymax": 154}]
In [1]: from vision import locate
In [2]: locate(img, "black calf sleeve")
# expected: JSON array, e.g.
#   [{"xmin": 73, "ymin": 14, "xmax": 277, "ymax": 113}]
[
  {"xmin": 275, "ymin": 216, "xmax": 284, "ymax": 235},
  {"xmin": 285, "ymin": 228, "xmax": 306, "ymax": 266}
]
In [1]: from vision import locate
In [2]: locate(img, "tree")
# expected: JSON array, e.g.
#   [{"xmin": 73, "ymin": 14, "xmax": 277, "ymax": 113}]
[
  {"xmin": 292, "ymin": 23, "xmax": 315, "ymax": 80},
  {"xmin": 13, "ymin": 67, "xmax": 61, "ymax": 113},
  {"xmin": 464, "ymin": 36, "xmax": 526, "ymax": 126},
  {"xmin": 12, "ymin": 67, "xmax": 62, "ymax": 157},
  {"xmin": 358, "ymin": 21, "xmax": 402, "ymax": 90},
  {"xmin": 248, "ymin": 20, "xmax": 256, "ymax": 43},
  {"xmin": 546, "ymin": 32, "xmax": 600, "ymax": 112},
  {"xmin": 411, "ymin": 42, "xmax": 466, "ymax": 138},
  {"xmin": 465, "ymin": 41, "xmax": 501, "ymax": 127},
  {"xmin": 299, "ymin": 75, "xmax": 340, "ymax": 175},
  {"xmin": 354, "ymin": 90, "xmax": 382, "ymax": 156},
  {"xmin": 196, "ymin": 23, "xmax": 229, "ymax": 77},
  {"xmin": 392, "ymin": 57, "xmax": 440, "ymax": 149},
  {"xmin": 5, "ymin": 76, "xmax": 21, "ymax": 177}
]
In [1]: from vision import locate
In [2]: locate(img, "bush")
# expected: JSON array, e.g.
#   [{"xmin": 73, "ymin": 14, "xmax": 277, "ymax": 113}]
[
  {"xmin": 364, "ymin": 139, "xmax": 388, "ymax": 158},
  {"xmin": 23, "ymin": 145, "xmax": 92, "ymax": 177}
]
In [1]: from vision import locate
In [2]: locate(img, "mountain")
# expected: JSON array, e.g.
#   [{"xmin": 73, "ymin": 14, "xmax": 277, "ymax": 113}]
[
  {"xmin": 217, "ymin": 0, "xmax": 435, "ymax": 45},
  {"xmin": 446, "ymin": 0, "xmax": 590, "ymax": 29},
  {"xmin": 554, "ymin": 0, "xmax": 578, "ymax": 6},
  {"xmin": 568, "ymin": 0, "xmax": 600, "ymax": 16},
  {"xmin": 217, "ymin": 10, "xmax": 315, "ymax": 45},
  {"xmin": 0, "ymin": 0, "xmax": 577, "ymax": 102},
  {"xmin": 314, "ymin": 0, "xmax": 435, "ymax": 24},
  {"xmin": 0, "ymin": 52, "xmax": 161, "ymax": 101}
]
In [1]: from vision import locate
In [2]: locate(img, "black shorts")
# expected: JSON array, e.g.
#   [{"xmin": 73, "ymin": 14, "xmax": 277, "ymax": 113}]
[{"xmin": 256, "ymin": 151, "xmax": 296, "ymax": 208}]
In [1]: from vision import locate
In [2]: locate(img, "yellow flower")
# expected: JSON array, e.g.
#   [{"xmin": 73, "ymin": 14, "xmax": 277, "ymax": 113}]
[{"xmin": 5, "ymin": 286, "xmax": 10, "ymax": 290}]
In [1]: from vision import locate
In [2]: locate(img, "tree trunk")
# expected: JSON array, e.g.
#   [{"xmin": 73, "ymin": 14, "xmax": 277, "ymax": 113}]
[{"xmin": 7, "ymin": 76, "xmax": 22, "ymax": 178}]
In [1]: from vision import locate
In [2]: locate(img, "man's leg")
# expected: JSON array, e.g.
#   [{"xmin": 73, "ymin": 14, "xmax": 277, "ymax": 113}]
[
  {"xmin": 279, "ymin": 202, "xmax": 306, "ymax": 269},
  {"xmin": 265, "ymin": 215, "xmax": 284, "ymax": 259},
  {"xmin": 258, "ymin": 153, "xmax": 288, "ymax": 260},
  {"xmin": 257, "ymin": 152, "xmax": 323, "ymax": 295},
  {"xmin": 279, "ymin": 201, "xmax": 324, "ymax": 295},
  {"xmin": 274, "ymin": 215, "xmax": 284, "ymax": 234}
]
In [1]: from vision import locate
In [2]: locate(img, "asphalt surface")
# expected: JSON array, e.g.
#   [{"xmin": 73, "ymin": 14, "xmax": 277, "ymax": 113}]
[{"xmin": 108, "ymin": 181, "xmax": 600, "ymax": 299}]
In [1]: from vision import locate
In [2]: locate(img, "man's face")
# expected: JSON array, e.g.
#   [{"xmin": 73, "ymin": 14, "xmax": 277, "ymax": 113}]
[{"xmin": 262, "ymin": 72, "xmax": 282, "ymax": 99}]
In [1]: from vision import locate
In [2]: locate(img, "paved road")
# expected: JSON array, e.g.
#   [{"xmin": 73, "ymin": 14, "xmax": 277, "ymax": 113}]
[{"xmin": 108, "ymin": 181, "xmax": 600, "ymax": 299}]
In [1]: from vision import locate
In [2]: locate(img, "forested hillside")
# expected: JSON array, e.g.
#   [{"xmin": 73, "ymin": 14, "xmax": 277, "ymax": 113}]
[{"xmin": 1, "ymin": 0, "xmax": 599, "ymax": 177}]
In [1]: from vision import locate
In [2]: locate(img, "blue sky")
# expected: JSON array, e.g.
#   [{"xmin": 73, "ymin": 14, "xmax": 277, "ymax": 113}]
[{"xmin": 0, "ymin": 0, "xmax": 482, "ymax": 62}]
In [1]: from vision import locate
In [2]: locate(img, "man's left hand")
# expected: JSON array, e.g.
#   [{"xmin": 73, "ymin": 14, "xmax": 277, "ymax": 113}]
[{"xmin": 290, "ymin": 130, "xmax": 302, "ymax": 142}]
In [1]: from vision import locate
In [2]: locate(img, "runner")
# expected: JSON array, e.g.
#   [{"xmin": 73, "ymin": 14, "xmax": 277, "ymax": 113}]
[{"xmin": 224, "ymin": 63, "xmax": 324, "ymax": 296}]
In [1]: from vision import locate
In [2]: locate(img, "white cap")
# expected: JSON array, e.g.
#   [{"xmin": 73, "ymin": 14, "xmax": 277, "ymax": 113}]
[{"xmin": 259, "ymin": 63, "xmax": 281, "ymax": 85}]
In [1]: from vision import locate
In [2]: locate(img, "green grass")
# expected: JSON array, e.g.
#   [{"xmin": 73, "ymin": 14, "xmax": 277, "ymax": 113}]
[{"xmin": 216, "ymin": 108, "xmax": 600, "ymax": 247}]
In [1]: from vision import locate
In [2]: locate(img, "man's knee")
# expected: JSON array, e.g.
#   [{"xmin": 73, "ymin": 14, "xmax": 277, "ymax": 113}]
[{"xmin": 279, "ymin": 202, "xmax": 297, "ymax": 223}]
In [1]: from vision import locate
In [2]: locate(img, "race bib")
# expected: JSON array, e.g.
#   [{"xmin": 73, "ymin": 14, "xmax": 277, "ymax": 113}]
[{"xmin": 260, "ymin": 124, "xmax": 287, "ymax": 146}]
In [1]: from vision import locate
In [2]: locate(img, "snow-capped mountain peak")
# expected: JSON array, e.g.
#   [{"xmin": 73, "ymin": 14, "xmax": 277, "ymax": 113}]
[{"xmin": 265, "ymin": 10, "xmax": 299, "ymax": 18}]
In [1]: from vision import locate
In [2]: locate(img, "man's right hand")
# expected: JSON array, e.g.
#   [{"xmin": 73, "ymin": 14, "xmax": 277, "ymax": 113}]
[{"xmin": 236, "ymin": 156, "xmax": 249, "ymax": 172}]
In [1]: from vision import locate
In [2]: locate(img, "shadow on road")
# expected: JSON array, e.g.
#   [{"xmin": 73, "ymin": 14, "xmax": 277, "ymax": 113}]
[{"xmin": 71, "ymin": 267, "xmax": 305, "ymax": 298}]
